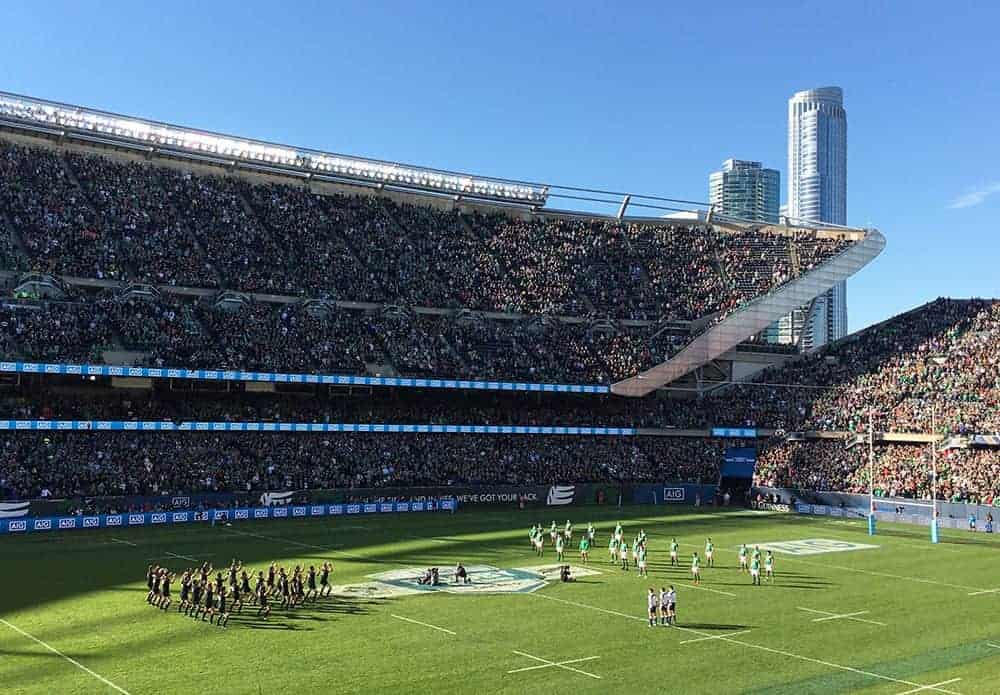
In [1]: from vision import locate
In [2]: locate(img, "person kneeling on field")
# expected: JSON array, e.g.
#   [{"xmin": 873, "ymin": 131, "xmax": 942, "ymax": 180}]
[
  {"xmin": 560, "ymin": 565, "xmax": 573, "ymax": 582},
  {"xmin": 453, "ymin": 562, "xmax": 471, "ymax": 584}
]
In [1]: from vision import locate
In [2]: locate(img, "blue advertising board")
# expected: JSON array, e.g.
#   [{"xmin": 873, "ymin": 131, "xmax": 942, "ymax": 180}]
[
  {"xmin": 0, "ymin": 419, "xmax": 636, "ymax": 435},
  {"xmin": 0, "ymin": 498, "xmax": 457, "ymax": 535},
  {"xmin": 0, "ymin": 360, "xmax": 609, "ymax": 394}
]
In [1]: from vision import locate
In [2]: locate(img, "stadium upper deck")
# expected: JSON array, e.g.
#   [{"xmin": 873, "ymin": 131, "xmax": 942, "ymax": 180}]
[{"xmin": 0, "ymin": 92, "xmax": 883, "ymax": 391}]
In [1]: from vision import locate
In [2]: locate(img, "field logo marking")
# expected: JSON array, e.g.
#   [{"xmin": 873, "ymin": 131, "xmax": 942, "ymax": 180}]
[
  {"xmin": 756, "ymin": 539, "xmax": 879, "ymax": 555},
  {"xmin": 508, "ymin": 650, "xmax": 601, "ymax": 679},
  {"xmin": 390, "ymin": 614, "xmax": 455, "ymax": 635},
  {"xmin": 370, "ymin": 565, "xmax": 547, "ymax": 595},
  {"xmin": 798, "ymin": 607, "xmax": 887, "ymax": 626},
  {"xmin": 0, "ymin": 618, "xmax": 132, "ymax": 694}
]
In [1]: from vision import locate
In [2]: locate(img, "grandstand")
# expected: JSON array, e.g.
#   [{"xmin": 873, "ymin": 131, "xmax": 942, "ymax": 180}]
[{"xmin": 0, "ymin": 91, "xmax": 882, "ymax": 393}]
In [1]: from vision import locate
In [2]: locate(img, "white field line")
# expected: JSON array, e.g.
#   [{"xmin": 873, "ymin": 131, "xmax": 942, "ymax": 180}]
[
  {"xmin": 390, "ymin": 614, "xmax": 456, "ymax": 635},
  {"xmin": 987, "ymin": 643, "xmax": 1000, "ymax": 649},
  {"xmin": 509, "ymin": 650, "xmax": 601, "ymax": 679},
  {"xmin": 966, "ymin": 588, "xmax": 1000, "ymax": 596},
  {"xmin": 798, "ymin": 607, "xmax": 886, "ymax": 626},
  {"xmin": 0, "ymin": 618, "xmax": 132, "ymax": 695},
  {"xmin": 528, "ymin": 593, "xmax": 961, "ymax": 694},
  {"xmin": 110, "ymin": 538, "xmax": 136, "ymax": 547},
  {"xmin": 224, "ymin": 526, "xmax": 366, "ymax": 561},
  {"xmin": 684, "ymin": 583, "xmax": 737, "ymax": 598},
  {"xmin": 165, "ymin": 551, "xmax": 198, "ymax": 562},
  {"xmin": 895, "ymin": 678, "xmax": 963, "ymax": 695},
  {"xmin": 680, "ymin": 630, "xmax": 752, "ymax": 644}
]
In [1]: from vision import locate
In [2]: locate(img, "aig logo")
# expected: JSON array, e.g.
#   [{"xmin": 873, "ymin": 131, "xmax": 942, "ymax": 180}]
[
  {"xmin": 272, "ymin": 508, "xmax": 288, "ymax": 518},
  {"xmin": 83, "ymin": 517, "xmax": 100, "ymax": 528},
  {"xmin": 106, "ymin": 515, "xmax": 123, "ymax": 526},
  {"xmin": 663, "ymin": 488, "xmax": 686, "ymax": 502},
  {"xmin": 172, "ymin": 512, "xmax": 189, "ymax": 523},
  {"xmin": 254, "ymin": 509, "xmax": 268, "ymax": 519},
  {"xmin": 150, "ymin": 513, "xmax": 167, "ymax": 524},
  {"xmin": 292, "ymin": 506, "xmax": 306, "ymax": 517},
  {"xmin": 8, "ymin": 520, "xmax": 27, "ymax": 532},
  {"xmin": 58, "ymin": 518, "xmax": 77, "ymax": 529},
  {"xmin": 310, "ymin": 506, "xmax": 325, "ymax": 516},
  {"xmin": 34, "ymin": 519, "xmax": 52, "ymax": 530},
  {"xmin": 129, "ymin": 514, "xmax": 145, "ymax": 525}
]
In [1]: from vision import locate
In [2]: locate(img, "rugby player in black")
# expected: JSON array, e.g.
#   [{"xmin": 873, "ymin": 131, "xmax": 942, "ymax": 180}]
[
  {"xmin": 189, "ymin": 580, "xmax": 203, "ymax": 618},
  {"xmin": 306, "ymin": 565, "xmax": 318, "ymax": 602},
  {"xmin": 319, "ymin": 562, "xmax": 332, "ymax": 597},
  {"xmin": 159, "ymin": 571, "xmax": 174, "ymax": 610},
  {"xmin": 145, "ymin": 565, "xmax": 158, "ymax": 603},
  {"xmin": 178, "ymin": 571, "xmax": 192, "ymax": 613},
  {"xmin": 202, "ymin": 580, "xmax": 216, "ymax": 623},
  {"xmin": 256, "ymin": 575, "xmax": 271, "ymax": 619}
]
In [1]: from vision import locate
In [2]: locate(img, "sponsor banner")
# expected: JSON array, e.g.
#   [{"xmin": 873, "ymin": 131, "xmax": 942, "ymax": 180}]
[
  {"xmin": 0, "ymin": 419, "xmax": 634, "ymax": 435},
  {"xmin": 749, "ymin": 501, "xmax": 791, "ymax": 513},
  {"xmin": 712, "ymin": 427, "xmax": 757, "ymax": 438},
  {"xmin": 722, "ymin": 447, "xmax": 757, "ymax": 478},
  {"xmin": 663, "ymin": 487, "xmax": 686, "ymax": 503},
  {"xmin": 0, "ymin": 360, "xmax": 609, "ymax": 395},
  {"xmin": 0, "ymin": 501, "xmax": 30, "ymax": 518},
  {"xmin": 0, "ymin": 497, "xmax": 458, "ymax": 534}
]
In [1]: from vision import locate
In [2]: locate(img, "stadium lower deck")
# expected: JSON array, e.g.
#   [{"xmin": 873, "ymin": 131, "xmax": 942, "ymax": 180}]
[{"xmin": 2, "ymin": 506, "xmax": 998, "ymax": 694}]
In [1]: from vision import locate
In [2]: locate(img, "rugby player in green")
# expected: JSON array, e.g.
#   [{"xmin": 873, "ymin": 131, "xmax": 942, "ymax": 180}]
[
  {"xmin": 691, "ymin": 552, "xmax": 701, "ymax": 585},
  {"xmin": 669, "ymin": 538, "xmax": 679, "ymax": 566},
  {"xmin": 579, "ymin": 536, "xmax": 590, "ymax": 564},
  {"xmin": 750, "ymin": 556, "xmax": 761, "ymax": 586},
  {"xmin": 705, "ymin": 538, "xmax": 715, "ymax": 567},
  {"xmin": 619, "ymin": 539, "xmax": 630, "ymax": 571},
  {"xmin": 555, "ymin": 533, "xmax": 565, "ymax": 562},
  {"xmin": 738, "ymin": 543, "xmax": 749, "ymax": 573},
  {"xmin": 764, "ymin": 550, "xmax": 775, "ymax": 583}
]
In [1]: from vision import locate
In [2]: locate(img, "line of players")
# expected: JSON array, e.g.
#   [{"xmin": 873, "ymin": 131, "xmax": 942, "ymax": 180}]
[
  {"xmin": 144, "ymin": 559, "xmax": 334, "ymax": 627},
  {"xmin": 528, "ymin": 522, "xmax": 775, "ymax": 585}
]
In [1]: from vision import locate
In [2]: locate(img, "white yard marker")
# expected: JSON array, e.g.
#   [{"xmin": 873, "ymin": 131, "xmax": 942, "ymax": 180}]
[
  {"xmin": 967, "ymin": 588, "xmax": 1000, "ymax": 596},
  {"xmin": 680, "ymin": 630, "xmax": 752, "ymax": 644},
  {"xmin": 110, "ymin": 537, "xmax": 136, "ymax": 547},
  {"xmin": 390, "ymin": 614, "xmax": 456, "ymax": 635},
  {"xmin": 685, "ymin": 583, "xmax": 737, "ymax": 598},
  {"xmin": 895, "ymin": 678, "xmax": 963, "ymax": 695},
  {"xmin": 529, "ymin": 593, "xmax": 961, "ymax": 694},
  {"xmin": 798, "ymin": 607, "xmax": 887, "ymax": 626},
  {"xmin": 0, "ymin": 618, "xmax": 132, "ymax": 695},
  {"xmin": 165, "ymin": 551, "xmax": 198, "ymax": 562},
  {"xmin": 508, "ymin": 651, "xmax": 601, "ymax": 679}
]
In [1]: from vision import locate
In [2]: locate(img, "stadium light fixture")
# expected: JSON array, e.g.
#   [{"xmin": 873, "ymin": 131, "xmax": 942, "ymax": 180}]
[{"xmin": 0, "ymin": 92, "xmax": 549, "ymax": 205}]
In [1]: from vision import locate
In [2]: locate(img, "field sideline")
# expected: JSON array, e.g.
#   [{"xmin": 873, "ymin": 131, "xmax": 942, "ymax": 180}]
[{"xmin": 2, "ymin": 505, "xmax": 999, "ymax": 694}]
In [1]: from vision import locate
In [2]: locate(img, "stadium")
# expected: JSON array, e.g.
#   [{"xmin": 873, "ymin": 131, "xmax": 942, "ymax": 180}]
[{"xmin": 0, "ymin": 85, "xmax": 997, "ymax": 695}]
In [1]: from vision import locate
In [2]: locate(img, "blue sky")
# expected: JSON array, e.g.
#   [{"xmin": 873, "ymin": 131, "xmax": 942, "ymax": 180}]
[{"xmin": 2, "ymin": 1, "xmax": 997, "ymax": 330}]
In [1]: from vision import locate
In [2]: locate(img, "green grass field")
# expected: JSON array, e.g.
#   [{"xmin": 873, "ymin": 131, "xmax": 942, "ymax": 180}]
[{"xmin": 2, "ymin": 505, "xmax": 999, "ymax": 694}]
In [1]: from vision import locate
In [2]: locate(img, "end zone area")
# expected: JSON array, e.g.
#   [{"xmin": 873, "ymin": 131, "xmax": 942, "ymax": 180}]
[{"xmin": 2, "ymin": 506, "xmax": 999, "ymax": 694}]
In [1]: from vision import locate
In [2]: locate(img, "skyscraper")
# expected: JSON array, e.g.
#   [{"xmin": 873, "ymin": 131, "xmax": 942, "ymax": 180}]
[
  {"xmin": 786, "ymin": 86, "xmax": 848, "ymax": 348},
  {"xmin": 709, "ymin": 159, "xmax": 779, "ymax": 224}
]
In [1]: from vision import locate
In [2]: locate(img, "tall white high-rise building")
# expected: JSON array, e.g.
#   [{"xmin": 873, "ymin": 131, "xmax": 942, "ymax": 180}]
[{"xmin": 785, "ymin": 86, "xmax": 848, "ymax": 349}]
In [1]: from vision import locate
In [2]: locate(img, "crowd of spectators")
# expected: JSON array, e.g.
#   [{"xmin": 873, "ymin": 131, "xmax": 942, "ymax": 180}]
[
  {"xmin": 754, "ymin": 439, "xmax": 1000, "ymax": 505},
  {"xmin": 0, "ymin": 431, "xmax": 725, "ymax": 500},
  {"xmin": 0, "ymin": 139, "xmax": 852, "ymax": 322}
]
